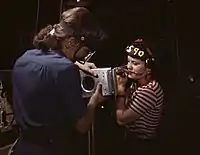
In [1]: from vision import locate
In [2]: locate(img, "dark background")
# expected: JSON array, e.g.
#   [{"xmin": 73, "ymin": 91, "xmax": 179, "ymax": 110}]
[{"xmin": 1, "ymin": 0, "xmax": 200, "ymax": 154}]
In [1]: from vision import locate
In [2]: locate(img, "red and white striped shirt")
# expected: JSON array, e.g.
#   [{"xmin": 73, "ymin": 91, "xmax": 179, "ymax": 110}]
[{"xmin": 126, "ymin": 80, "xmax": 164, "ymax": 139}]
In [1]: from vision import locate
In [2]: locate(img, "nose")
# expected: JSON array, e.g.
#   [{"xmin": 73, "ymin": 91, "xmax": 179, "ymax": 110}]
[{"xmin": 127, "ymin": 62, "xmax": 132, "ymax": 70}]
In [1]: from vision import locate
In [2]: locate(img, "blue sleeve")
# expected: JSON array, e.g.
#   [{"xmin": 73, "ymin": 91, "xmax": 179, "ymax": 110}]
[{"xmin": 56, "ymin": 64, "xmax": 86, "ymax": 124}]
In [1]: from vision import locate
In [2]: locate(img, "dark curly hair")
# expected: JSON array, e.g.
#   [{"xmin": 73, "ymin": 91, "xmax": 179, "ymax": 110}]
[{"xmin": 33, "ymin": 7, "xmax": 105, "ymax": 51}]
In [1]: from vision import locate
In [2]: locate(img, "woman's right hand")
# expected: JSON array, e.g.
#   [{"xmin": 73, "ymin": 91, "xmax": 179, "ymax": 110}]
[
  {"xmin": 90, "ymin": 84, "xmax": 108, "ymax": 105},
  {"xmin": 116, "ymin": 74, "xmax": 128, "ymax": 96}
]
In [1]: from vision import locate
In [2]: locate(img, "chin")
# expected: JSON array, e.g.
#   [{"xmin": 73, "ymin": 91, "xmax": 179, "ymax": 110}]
[{"xmin": 128, "ymin": 74, "xmax": 138, "ymax": 80}]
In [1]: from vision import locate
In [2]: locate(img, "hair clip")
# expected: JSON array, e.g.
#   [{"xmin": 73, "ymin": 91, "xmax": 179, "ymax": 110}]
[
  {"xmin": 81, "ymin": 36, "xmax": 85, "ymax": 41},
  {"xmin": 134, "ymin": 39, "xmax": 143, "ymax": 42}
]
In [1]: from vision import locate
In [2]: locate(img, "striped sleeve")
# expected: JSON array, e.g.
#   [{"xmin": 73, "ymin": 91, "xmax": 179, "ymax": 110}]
[{"xmin": 128, "ymin": 87, "xmax": 157, "ymax": 116}]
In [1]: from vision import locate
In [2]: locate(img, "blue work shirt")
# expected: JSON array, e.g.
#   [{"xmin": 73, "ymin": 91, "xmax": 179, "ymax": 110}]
[{"xmin": 12, "ymin": 49, "xmax": 86, "ymax": 155}]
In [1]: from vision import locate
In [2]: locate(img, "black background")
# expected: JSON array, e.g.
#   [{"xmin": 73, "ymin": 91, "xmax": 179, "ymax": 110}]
[{"xmin": 1, "ymin": 0, "xmax": 200, "ymax": 154}]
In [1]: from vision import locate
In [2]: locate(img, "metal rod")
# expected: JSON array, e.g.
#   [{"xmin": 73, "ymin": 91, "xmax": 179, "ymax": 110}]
[
  {"xmin": 88, "ymin": 129, "xmax": 91, "ymax": 155},
  {"xmin": 88, "ymin": 122, "xmax": 95, "ymax": 155},
  {"xmin": 169, "ymin": 0, "xmax": 181, "ymax": 77},
  {"xmin": 59, "ymin": 0, "xmax": 64, "ymax": 20},
  {"xmin": 91, "ymin": 123, "xmax": 95, "ymax": 155},
  {"xmin": 34, "ymin": 0, "xmax": 40, "ymax": 36}
]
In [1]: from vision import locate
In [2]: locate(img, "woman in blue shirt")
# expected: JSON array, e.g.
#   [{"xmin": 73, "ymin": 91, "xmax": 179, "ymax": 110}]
[{"xmin": 12, "ymin": 7, "xmax": 105, "ymax": 155}]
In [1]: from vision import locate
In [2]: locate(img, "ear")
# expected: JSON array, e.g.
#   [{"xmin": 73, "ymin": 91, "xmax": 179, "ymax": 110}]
[
  {"xmin": 147, "ymin": 68, "xmax": 151, "ymax": 74},
  {"xmin": 65, "ymin": 37, "xmax": 78, "ymax": 48}
]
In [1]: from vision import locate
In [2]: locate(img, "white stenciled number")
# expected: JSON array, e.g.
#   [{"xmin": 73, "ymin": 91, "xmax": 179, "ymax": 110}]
[
  {"xmin": 138, "ymin": 50, "xmax": 144, "ymax": 57},
  {"xmin": 133, "ymin": 48, "xmax": 139, "ymax": 55},
  {"xmin": 126, "ymin": 45, "xmax": 134, "ymax": 53}
]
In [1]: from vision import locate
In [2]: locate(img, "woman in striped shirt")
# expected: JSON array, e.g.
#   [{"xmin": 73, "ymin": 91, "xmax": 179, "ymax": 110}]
[{"xmin": 116, "ymin": 39, "xmax": 164, "ymax": 155}]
